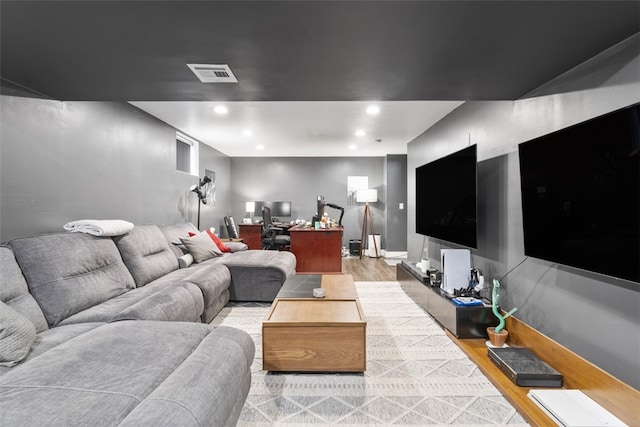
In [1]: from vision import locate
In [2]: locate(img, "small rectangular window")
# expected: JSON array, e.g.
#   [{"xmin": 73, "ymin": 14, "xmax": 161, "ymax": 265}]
[
  {"xmin": 176, "ymin": 139, "xmax": 191, "ymax": 173},
  {"xmin": 176, "ymin": 132, "xmax": 199, "ymax": 175}
]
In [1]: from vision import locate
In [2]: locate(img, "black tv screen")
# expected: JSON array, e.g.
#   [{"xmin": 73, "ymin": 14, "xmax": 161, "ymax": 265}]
[
  {"xmin": 416, "ymin": 145, "xmax": 477, "ymax": 248},
  {"xmin": 518, "ymin": 103, "xmax": 639, "ymax": 283}
]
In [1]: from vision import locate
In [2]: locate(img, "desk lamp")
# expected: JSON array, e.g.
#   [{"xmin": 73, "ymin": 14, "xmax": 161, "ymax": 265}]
[
  {"xmin": 357, "ymin": 189, "xmax": 379, "ymax": 258},
  {"xmin": 245, "ymin": 202, "xmax": 255, "ymax": 221},
  {"xmin": 326, "ymin": 203, "xmax": 344, "ymax": 227}
]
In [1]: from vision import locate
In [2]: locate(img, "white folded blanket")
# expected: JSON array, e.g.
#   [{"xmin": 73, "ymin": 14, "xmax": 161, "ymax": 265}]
[{"xmin": 63, "ymin": 219, "xmax": 134, "ymax": 237}]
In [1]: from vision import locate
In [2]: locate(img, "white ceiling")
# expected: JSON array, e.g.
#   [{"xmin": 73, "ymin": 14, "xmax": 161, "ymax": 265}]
[{"xmin": 130, "ymin": 101, "xmax": 464, "ymax": 157}]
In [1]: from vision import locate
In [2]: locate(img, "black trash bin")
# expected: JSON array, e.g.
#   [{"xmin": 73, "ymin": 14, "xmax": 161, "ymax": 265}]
[{"xmin": 349, "ymin": 239, "xmax": 361, "ymax": 256}]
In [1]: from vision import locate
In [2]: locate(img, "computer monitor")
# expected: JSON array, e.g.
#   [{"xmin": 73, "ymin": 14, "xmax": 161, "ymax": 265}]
[
  {"xmin": 316, "ymin": 195, "xmax": 326, "ymax": 218},
  {"xmin": 254, "ymin": 201, "xmax": 292, "ymax": 218}
]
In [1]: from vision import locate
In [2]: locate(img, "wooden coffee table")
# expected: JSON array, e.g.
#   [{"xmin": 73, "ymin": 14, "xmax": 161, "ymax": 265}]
[{"xmin": 262, "ymin": 274, "xmax": 366, "ymax": 372}]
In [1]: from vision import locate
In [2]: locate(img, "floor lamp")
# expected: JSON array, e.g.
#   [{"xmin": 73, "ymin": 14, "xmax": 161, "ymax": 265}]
[
  {"xmin": 357, "ymin": 189, "xmax": 379, "ymax": 259},
  {"xmin": 189, "ymin": 175, "xmax": 211, "ymax": 230}
]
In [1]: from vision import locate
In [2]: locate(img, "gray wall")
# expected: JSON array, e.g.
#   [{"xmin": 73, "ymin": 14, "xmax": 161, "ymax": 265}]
[
  {"xmin": 0, "ymin": 95, "xmax": 399, "ymax": 251},
  {"xmin": 229, "ymin": 157, "xmax": 385, "ymax": 248},
  {"xmin": 407, "ymin": 35, "xmax": 640, "ymax": 388},
  {"xmin": 0, "ymin": 97, "xmax": 230, "ymax": 242},
  {"xmin": 197, "ymin": 140, "xmax": 232, "ymax": 234},
  {"xmin": 384, "ymin": 155, "xmax": 407, "ymax": 252}
]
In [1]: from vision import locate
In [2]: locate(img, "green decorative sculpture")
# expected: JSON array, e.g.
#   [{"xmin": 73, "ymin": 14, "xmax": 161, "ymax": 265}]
[{"xmin": 491, "ymin": 279, "xmax": 518, "ymax": 333}]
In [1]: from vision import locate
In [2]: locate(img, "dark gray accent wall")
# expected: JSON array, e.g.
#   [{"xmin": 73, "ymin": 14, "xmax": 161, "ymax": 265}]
[
  {"xmin": 407, "ymin": 35, "xmax": 640, "ymax": 388},
  {"xmin": 229, "ymin": 157, "xmax": 385, "ymax": 247},
  {"xmin": 0, "ymin": 97, "xmax": 230, "ymax": 242},
  {"xmin": 385, "ymin": 155, "xmax": 407, "ymax": 252}
]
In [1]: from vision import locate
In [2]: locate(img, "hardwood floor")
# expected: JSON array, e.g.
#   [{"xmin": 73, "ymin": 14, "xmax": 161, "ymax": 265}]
[{"xmin": 341, "ymin": 256, "xmax": 397, "ymax": 281}]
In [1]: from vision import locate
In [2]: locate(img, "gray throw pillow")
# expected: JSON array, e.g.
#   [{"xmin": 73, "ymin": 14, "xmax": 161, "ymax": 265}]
[
  {"xmin": 179, "ymin": 232, "xmax": 222, "ymax": 263},
  {"xmin": 0, "ymin": 300, "xmax": 37, "ymax": 367}
]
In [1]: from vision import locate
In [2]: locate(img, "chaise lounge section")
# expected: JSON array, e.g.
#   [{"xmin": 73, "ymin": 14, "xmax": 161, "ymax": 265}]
[{"xmin": 159, "ymin": 222, "xmax": 297, "ymax": 306}]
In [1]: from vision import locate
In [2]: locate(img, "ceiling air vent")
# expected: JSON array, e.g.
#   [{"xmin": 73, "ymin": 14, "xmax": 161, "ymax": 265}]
[{"xmin": 187, "ymin": 64, "xmax": 238, "ymax": 83}]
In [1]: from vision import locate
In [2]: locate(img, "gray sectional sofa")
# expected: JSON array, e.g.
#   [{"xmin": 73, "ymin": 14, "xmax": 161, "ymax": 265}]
[
  {"xmin": 159, "ymin": 222, "xmax": 297, "ymax": 307},
  {"xmin": 0, "ymin": 222, "xmax": 297, "ymax": 426}
]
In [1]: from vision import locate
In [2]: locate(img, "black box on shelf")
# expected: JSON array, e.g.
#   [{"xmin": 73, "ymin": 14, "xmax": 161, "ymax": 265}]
[{"xmin": 488, "ymin": 347, "xmax": 563, "ymax": 387}]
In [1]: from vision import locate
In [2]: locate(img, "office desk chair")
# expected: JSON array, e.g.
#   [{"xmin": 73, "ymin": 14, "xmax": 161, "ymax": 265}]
[
  {"xmin": 261, "ymin": 206, "xmax": 290, "ymax": 250},
  {"xmin": 224, "ymin": 216, "xmax": 239, "ymax": 239}
]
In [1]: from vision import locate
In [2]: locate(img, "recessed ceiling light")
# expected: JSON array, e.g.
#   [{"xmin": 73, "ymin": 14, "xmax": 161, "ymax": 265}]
[
  {"xmin": 242, "ymin": 129, "xmax": 253, "ymax": 137},
  {"xmin": 213, "ymin": 105, "xmax": 228, "ymax": 115},
  {"xmin": 366, "ymin": 105, "xmax": 380, "ymax": 115},
  {"xmin": 349, "ymin": 144, "xmax": 357, "ymax": 150},
  {"xmin": 256, "ymin": 144, "xmax": 264, "ymax": 150},
  {"xmin": 355, "ymin": 129, "xmax": 366, "ymax": 137}
]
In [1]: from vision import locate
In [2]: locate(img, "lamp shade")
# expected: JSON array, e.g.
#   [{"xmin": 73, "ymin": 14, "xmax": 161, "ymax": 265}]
[
  {"xmin": 245, "ymin": 201, "xmax": 255, "ymax": 213},
  {"xmin": 356, "ymin": 189, "xmax": 378, "ymax": 203}
]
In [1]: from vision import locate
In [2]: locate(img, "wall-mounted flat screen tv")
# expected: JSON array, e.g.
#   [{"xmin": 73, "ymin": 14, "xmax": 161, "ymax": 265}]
[
  {"xmin": 518, "ymin": 103, "xmax": 639, "ymax": 283},
  {"xmin": 416, "ymin": 144, "xmax": 477, "ymax": 248},
  {"xmin": 254, "ymin": 201, "xmax": 292, "ymax": 218}
]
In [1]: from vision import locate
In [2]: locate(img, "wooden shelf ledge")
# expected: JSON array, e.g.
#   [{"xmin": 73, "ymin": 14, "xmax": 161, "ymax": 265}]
[{"xmin": 450, "ymin": 315, "xmax": 639, "ymax": 426}]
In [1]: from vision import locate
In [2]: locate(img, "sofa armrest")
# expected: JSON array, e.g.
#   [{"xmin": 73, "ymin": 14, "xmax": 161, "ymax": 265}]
[
  {"xmin": 118, "ymin": 326, "xmax": 254, "ymax": 427},
  {"xmin": 226, "ymin": 242, "xmax": 248, "ymax": 253},
  {"xmin": 177, "ymin": 253, "xmax": 194, "ymax": 268},
  {"xmin": 112, "ymin": 283, "xmax": 204, "ymax": 323}
]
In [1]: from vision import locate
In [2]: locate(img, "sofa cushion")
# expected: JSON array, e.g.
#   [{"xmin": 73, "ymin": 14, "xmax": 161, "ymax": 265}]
[
  {"xmin": 218, "ymin": 250, "xmax": 297, "ymax": 301},
  {"xmin": 0, "ymin": 323, "xmax": 104, "ymax": 376},
  {"xmin": 0, "ymin": 246, "xmax": 48, "ymax": 333},
  {"xmin": 112, "ymin": 283, "xmax": 205, "ymax": 323},
  {"xmin": 56, "ymin": 267, "xmax": 197, "ymax": 325},
  {"xmin": 180, "ymin": 263, "xmax": 231, "ymax": 322},
  {"xmin": 158, "ymin": 222, "xmax": 199, "ymax": 258},
  {"xmin": 180, "ymin": 231, "xmax": 222, "ymax": 263},
  {"xmin": 0, "ymin": 301, "xmax": 36, "ymax": 367},
  {"xmin": 8, "ymin": 233, "xmax": 135, "ymax": 327},
  {"xmin": 113, "ymin": 225, "xmax": 179, "ymax": 287},
  {"xmin": 117, "ymin": 326, "xmax": 254, "ymax": 427},
  {"xmin": 0, "ymin": 321, "xmax": 254, "ymax": 427}
]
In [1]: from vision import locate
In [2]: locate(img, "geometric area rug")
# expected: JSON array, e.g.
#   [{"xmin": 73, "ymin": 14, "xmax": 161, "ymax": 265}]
[{"xmin": 210, "ymin": 281, "xmax": 529, "ymax": 426}]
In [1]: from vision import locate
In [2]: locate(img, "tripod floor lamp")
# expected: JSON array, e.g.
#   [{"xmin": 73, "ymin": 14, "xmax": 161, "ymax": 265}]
[{"xmin": 357, "ymin": 188, "xmax": 379, "ymax": 258}]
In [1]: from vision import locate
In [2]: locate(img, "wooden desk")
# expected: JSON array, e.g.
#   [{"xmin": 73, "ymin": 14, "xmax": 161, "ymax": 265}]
[
  {"xmin": 289, "ymin": 227, "xmax": 342, "ymax": 273},
  {"xmin": 238, "ymin": 223, "xmax": 262, "ymax": 249}
]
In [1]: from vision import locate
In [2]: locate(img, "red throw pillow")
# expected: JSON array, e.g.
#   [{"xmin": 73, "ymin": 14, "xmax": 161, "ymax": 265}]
[{"xmin": 206, "ymin": 229, "xmax": 232, "ymax": 253}]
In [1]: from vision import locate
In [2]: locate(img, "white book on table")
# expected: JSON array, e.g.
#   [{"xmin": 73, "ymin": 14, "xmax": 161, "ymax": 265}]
[{"xmin": 527, "ymin": 389, "xmax": 627, "ymax": 427}]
